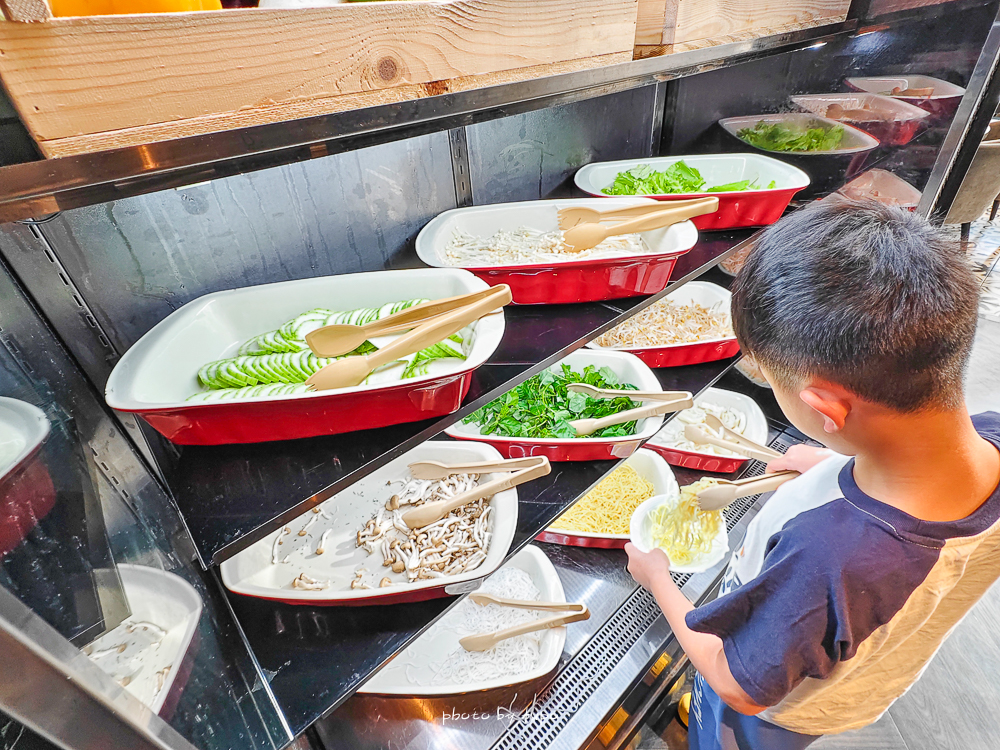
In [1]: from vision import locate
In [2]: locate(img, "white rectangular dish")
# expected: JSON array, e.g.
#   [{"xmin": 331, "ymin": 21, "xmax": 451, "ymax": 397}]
[
  {"xmin": 719, "ymin": 113, "xmax": 880, "ymax": 155},
  {"xmin": 586, "ymin": 281, "xmax": 738, "ymax": 369},
  {"xmin": 358, "ymin": 545, "xmax": 565, "ymax": 695},
  {"xmin": 104, "ymin": 269, "xmax": 505, "ymax": 444},
  {"xmin": 85, "ymin": 564, "xmax": 202, "ymax": 717},
  {"xmin": 845, "ymin": 75, "xmax": 965, "ymax": 117},
  {"xmin": 219, "ymin": 441, "xmax": 518, "ymax": 605},
  {"xmin": 415, "ymin": 198, "xmax": 698, "ymax": 305},
  {"xmin": 445, "ymin": 349, "xmax": 666, "ymax": 461},
  {"xmin": 537, "ymin": 447, "xmax": 678, "ymax": 549}
]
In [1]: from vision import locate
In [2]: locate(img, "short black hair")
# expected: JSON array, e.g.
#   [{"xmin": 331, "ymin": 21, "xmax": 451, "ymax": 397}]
[{"xmin": 731, "ymin": 198, "xmax": 979, "ymax": 412}]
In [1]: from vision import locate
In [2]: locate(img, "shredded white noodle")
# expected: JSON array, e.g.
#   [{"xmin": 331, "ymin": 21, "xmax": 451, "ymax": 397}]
[
  {"xmin": 406, "ymin": 566, "xmax": 547, "ymax": 687},
  {"xmin": 653, "ymin": 402, "xmax": 749, "ymax": 457},
  {"xmin": 443, "ymin": 227, "xmax": 648, "ymax": 267},
  {"xmin": 594, "ymin": 299, "xmax": 734, "ymax": 348}
]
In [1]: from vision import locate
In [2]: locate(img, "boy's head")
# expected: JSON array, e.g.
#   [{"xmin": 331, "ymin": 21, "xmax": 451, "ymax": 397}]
[{"xmin": 731, "ymin": 198, "xmax": 978, "ymax": 449}]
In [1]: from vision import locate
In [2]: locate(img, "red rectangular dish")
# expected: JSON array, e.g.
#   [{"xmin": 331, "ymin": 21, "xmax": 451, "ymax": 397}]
[
  {"xmin": 586, "ymin": 281, "xmax": 739, "ymax": 368},
  {"xmin": 415, "ymin": 198, "xmax": 698, "ymax": 305},
  {"xmin": 445, "ymin": 349, "xmax": 666, "ymax": 462},
  {"xmin": 573, "ymin": 154, "xmax": 810, "ymax": 230},
  {"xmin": 104, "ymin": 269, "xmax": 506, "ymax": 445},
  {"xmin": 791, "ymin": 93, "xmax": 930, "ymax": 147},
  {"xmin": 535, "ymin": 448, "xmax": 677, "ymax": 549}
]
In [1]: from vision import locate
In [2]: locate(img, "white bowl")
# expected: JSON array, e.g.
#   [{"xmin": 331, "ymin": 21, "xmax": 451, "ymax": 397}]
[
  {"xmin": 574, "ymin": 153, "xmax": 810, "ymax": 197},
  {"xmin": 647, "ymin": 387, "xmax": 768, "ymax": 462},
  {"xmin": 629, "ymin": 494, "xmax": 729, "ymax": 575},
  {"xmin": 219, "ymin": 441, "xmax": 518, "ymax": 605},
  {"xmin": 358, "ymin": 545, "xmax": 565, "ymax": 695},
  {"xmin": 415, "ymin": 197, "xmax": 698, "ymax": 269}
]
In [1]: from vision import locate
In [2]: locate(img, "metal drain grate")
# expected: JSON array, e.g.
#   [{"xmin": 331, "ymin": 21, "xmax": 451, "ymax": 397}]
[
  {"xmin": 491, "ymin": 432, "xmax": 803, "ymax": 750},
  {"xmin": 493, "ymin": 586, "xmax": 663, "ymax": 750}
]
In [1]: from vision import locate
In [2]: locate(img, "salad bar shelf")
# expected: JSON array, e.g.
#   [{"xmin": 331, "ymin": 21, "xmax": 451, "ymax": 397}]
[
  {"xmin": 0, "ymin": 21, "xmax": 855, "ymax": 224},
  {"xmin": 218, "ymin": 350, "xmax": 743, "ymax": 737},
  {"xmin": 166, "ymin": 228, "xmax": 755, "ymax": 568}
]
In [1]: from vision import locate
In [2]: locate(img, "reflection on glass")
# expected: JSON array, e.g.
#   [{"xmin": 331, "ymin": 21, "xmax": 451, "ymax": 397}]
[{"xmin": 83, "ymin": 565, "xmax": 202, "ymax": 717}]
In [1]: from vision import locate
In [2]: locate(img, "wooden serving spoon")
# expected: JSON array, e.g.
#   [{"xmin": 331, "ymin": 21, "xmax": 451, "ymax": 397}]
[
  {"xmin": 306, "ymin": 285, "xmax": 511, "ymax": 391},
  {"xmin": 683, "ymin": 424, "xmax": 782, "ymax": 463},
  {"xmin": 408, "ymin": 456, "xmax": 545, "ymax": 480},
  {"xmin": 305, "ymin": 285, "xmax": 509, "ymax": 358},
  {"xmin": 556, "ymin": 201, "xmax": 702, "ymax": 230},
  {"xmin": 468, "ymin": 593, "xmax": 585, "ymax": 613},
  {"xmin": 561, "ymin": 197, "xmax": 719, "ymax": 253},
  {"xmin": 568, "ymin": 395, "xmax": 693, "ymax": 437},
  {"xmin": 401, "ymin": 457, "xmax": 551, "ymax": 529},
  {"xmin": 459, "ymin": 607, "xmax": 591, "ymax": 652},
  {"xmin": 566, "ymin": 384, "xmax": 693, "ymax": 402},
  {"xmin": 695, "ymin": 471, "xmax": 799, "ymax": 511}
]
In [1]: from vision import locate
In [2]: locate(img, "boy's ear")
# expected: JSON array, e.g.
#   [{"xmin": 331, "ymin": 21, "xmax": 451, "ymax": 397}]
[{"xmin": 799, "ymin": 384, "xmax": 852, "ymax": 433}]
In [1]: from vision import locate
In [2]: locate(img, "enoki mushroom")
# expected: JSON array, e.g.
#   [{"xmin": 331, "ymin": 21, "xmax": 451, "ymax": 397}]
[{"xmin": 595, "ymin": 298, "xmax": 733, "ymax": 348}]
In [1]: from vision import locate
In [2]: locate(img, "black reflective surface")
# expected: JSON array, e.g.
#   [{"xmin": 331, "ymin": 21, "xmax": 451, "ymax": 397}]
[
  {"xmin": 168, "ymin": 230, "xmax": 754, "ymax": 567},
  {"xmin": 219, "ymin": 342, "xmax": 739, "ymax": 735}
]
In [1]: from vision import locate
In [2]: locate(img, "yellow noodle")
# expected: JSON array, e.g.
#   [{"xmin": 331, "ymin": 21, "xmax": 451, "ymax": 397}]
[
  {"xmin": 548, "ymin": 465, "xmax": 655, "ymax": 535},
  {"xmin": 649, "ymin": 478, "xmax": 724, "ymax": 565}
]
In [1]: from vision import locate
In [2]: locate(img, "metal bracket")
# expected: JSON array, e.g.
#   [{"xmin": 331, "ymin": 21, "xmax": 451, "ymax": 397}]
[{"xmin": 449, "ymin": 127, "xmax": 475, "ymax": 208}]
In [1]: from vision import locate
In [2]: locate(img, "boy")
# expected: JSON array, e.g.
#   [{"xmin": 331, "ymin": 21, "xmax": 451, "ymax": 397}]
[{"xmin": 625, "ymin": 198, "xmax": 1000, "ymax": 750}]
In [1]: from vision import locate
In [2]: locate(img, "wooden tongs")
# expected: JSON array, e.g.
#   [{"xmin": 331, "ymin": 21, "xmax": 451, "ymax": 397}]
[
  {"xmin": 306, "ymin": 286, "xmax": 508, "ymax": 358},
  {"xmin": 695, "ymin": 471, "xmax": 800, "ymax": 511},
  {"xmin": 560, "ymin": 197, "xmax": 719, "ymax": 253},
  {"xmin": 556, "ymin": 197, "xmax": 717, "ymax": 230},
  {"xmin": 459, "ymin": 601, "xmax": 590, "ymax": 652},
  {"xmin": 564, "ymin": 386, "xmax": 694, "ymax": 436},
  {"xmin": 305, "ymin": 285, "xmax": 511, "ymax": 391},
  {"xmin": 400, "ymin": 456, "xmax": 551, "ymax": 529}
]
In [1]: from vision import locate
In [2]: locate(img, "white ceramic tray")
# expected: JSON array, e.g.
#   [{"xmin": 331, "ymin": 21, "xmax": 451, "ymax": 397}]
[
  {"xmin": 845, "ymin": 75, "xmax": 965, "ymax": 101},
  {"xmin": 415, "ymin": 197, "xmax": 698, "ymax": 269},
  {"xmin": 86, "ymin": 564, "xmax": 202, "ymax": 715},
  {"xmin": 359, "ymin": 545, "xmax": 565, "ymax": 695},
  {"xmin": 219, "ymin": 441, "xmax": 518, "ymax": 605},
  {"xmin": 106, "ymin": 268, "xmax": 505, "ymax": 411},
  {"xmin": 647, "ymin": 387, "xmax": 768, "ymax": 462},
  {"xmin": 0, "ymin": 397, "xmax": 49, "ymax": 480},
  {"xmin": 542, "ymin": 448, "xmax": 678, "ymax": 546},
  {"xmin": 586, "ymin": 281, "xmax": 736, "ymax": 354},
  {"xmin": 573, "ymin": 153, "xmax": 810, "ymax": 197},
  {"xmin": 630, "ymin": 494, "xmax": 730, "ymax": 575},
  {"xmin": 719, "ymin": 113, "xmax": 880, "ymax": 154},
  {"xmin": 444, "ymin": 349, "xmax": 667, "ymax": 460}
]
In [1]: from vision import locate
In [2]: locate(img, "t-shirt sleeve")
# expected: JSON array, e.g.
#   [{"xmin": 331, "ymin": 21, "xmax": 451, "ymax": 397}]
[{"xmin": 684, "ymin": 526, "xmax": 856, "ymax": 707}]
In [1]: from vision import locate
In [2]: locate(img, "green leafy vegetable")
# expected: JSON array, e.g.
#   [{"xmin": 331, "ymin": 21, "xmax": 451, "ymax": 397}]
[
  {"xmin": 601, "ymin": 160, "xmax": 773, "ymax": 196},
  {"xmin": 463, "ymin": 363, "xmax": 641, "ymax": 439},
  {"xmin": 736, "ymin": 121, "xmax": 845, "ymax": 153}
]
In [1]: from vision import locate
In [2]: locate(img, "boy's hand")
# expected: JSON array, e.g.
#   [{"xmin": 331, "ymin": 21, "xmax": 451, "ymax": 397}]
[
  {"xmin": 625, "ymin": 542, "xmax": 671, "ymax": 590},
  {"xmin": 766, "ymin": 444, "xmax": 835, "ymax": 475}
]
